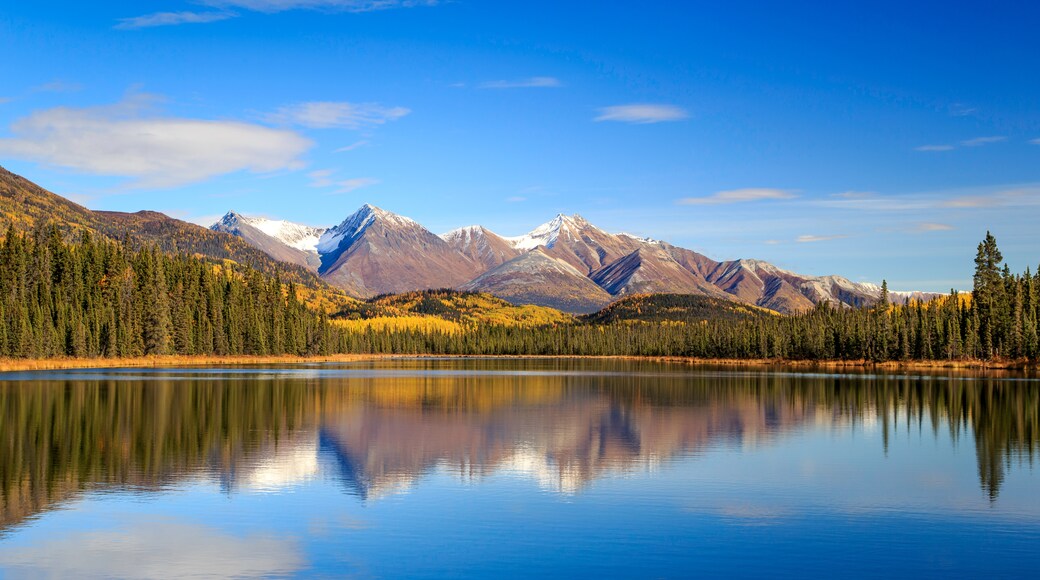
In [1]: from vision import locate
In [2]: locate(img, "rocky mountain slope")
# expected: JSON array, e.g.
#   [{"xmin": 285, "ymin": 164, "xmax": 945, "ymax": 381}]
[
  {"xmin": 440, "ymin": 225, "xmax": 521, "ymax": 270},
  {"xmin": 316, "ymin": 204, "xmax": 484, "ymax": 298},
  {"xmin": 460, "ymin": 249, "xmax": 614, "ymax": 313}
]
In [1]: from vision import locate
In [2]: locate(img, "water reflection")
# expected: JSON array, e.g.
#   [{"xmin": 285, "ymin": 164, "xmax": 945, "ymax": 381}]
[{"xmin": 1, "ymin": 360, "xmax": 1037, "ymax": 533}]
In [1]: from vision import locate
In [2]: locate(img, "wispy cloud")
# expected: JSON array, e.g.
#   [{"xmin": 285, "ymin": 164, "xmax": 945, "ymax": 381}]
[
  {"xmin": 818, "ymin": 185, "xmax": 1040, "ymax": 212},
  {"xmin": 678, "ymin": 188, "xmax": 796, "ymax": 205},
  {"xmin": 266, "ymin": 101, "xmax": 410, "ymax": 130},
  {"xmin": 1031, "ymin": 138, "xmax": 1040, "ymax": 145},
  {"xmin": 32, "ymin": 80, "xmax": 83, "ymax": 93},
  {"xmin": 915, "ymin": 136, "xmax": 1006, "ymax": 152},
  {"xmin": 960, "ymin": 135, "xmax": 1005, "ymax": 147},
  {"xmin": 914, "ymin": 222, "xmax": 954, "ymax": 232},
  {"xmin": 831, "ymin": 190, "xmax": 876, "ymax": 199},
  {"xmin": 940, "ymin": 195, "xmax": 1002, "ymax": 208},
  {"xmin": 948, "ymin": 103, "xmax": 977, "ymax": 117},
  {"xmin": 308, "ymin": 169, "xmax": 378, "ymax": 193},
  {"xmin": 334, "ymin": 140, "xmax": 369, "ymax": 152},
  {"xmin": 116, "ymin": 11, "xmax": 233, "ymax": 29},
  {"xmin": 796, "ymin": 234, "xmax": 847, "ymax": 243},
  {"xmin": 0, "ymin": 93, "xmax": 312, "ymax": 188},
  {"xmin": 594, "ymin": 104, "xmax": 688, "ymax": 124},
  {"xmin": 210, "ymin": 0, "xmax": 438, "ymax": 12},
  {"xmin": 479, "ymin": 77, "xmax": 561, "ymax": 89},
  {"xmin": 915, "ymin": 144, "xmax": 955, "ymax": 152},
  {"xmin": 119, "ymin": 1, "xmax": 438, "ymax": 28},
  {"xmin": 331, "ymin": 177, "xmax": 379, "ymax": 193},
  {"xmin": 506, "ymin": 196, "xmax": 527, "ymax": 203}
]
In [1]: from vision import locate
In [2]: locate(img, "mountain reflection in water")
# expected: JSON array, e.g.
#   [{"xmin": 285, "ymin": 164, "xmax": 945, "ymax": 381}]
[{"xmin": 1, "ymin": 359, "xmax": 1037, "ymax": 533}]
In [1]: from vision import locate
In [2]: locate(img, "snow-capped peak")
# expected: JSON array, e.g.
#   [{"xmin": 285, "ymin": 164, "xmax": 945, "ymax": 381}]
[
  {"xmin": 505, "ymin": 213, "xmax": 599, "ymax": 250},
  {"xmin": 212, "ymin": 211, "xmax": 326, "ymax": 254},
  {"xmin": 440, "ymin": 225, "xmax": 484, "ymax": 243},
  {"xmin": 316, "ymin": 204, "xmax": 419, "ymax": 254}
]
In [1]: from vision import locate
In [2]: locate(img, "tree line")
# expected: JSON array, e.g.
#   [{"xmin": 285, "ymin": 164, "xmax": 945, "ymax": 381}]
[
  {"xmin": 0, "ymin": 226, "xmax": 1036, "ymax": 362},
  {"xmin": 0, "ymin": 225, "xmax": 331, "ymax": 358}
]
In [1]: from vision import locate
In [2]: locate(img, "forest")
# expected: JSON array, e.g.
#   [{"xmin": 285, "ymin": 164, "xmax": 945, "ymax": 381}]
[{"xmin": 0, "ymin": 225, "xmax": 1036, "ymax": 363}]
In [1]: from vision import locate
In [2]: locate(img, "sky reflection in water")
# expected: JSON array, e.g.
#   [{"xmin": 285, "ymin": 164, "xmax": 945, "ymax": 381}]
[{"xmin": 0, "ymin": 359, "xmax": 1037, "ymax": 578}]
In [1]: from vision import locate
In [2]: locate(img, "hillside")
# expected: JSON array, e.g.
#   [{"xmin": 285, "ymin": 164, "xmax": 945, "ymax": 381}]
[
  {"xmin": 333, "ymin": 289, "xmax": 574, "ymax": 328},
  {"xmin": 0, "ymin": 166, "xmax": 327, "ymax": 288},
  {"xmin": 582, "ymin": 294, "xmax": 776, "ymax": 325}
]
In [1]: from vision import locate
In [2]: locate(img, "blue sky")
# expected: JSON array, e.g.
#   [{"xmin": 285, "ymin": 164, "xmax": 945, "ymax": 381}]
[{"xmin": 1, "ymin": 0, "xmax": 1038, "ymax": 291}]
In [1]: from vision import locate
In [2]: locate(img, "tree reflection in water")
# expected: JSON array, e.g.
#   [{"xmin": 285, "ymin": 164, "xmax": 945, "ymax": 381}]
[{"xmin": 1, "ymin": 360, "xmax": 1037, "ymax": 531}]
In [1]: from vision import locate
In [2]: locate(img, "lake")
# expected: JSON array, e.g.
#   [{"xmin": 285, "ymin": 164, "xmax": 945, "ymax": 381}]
[{"xmin": 0, "ymin": 358, "xmax": 1037, "ymax": 578}]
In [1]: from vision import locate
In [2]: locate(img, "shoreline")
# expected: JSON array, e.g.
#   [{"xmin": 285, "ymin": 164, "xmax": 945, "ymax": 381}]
[{"xmin": 0, "ymin": 353, "xmax": 1035, "ymax": 374}]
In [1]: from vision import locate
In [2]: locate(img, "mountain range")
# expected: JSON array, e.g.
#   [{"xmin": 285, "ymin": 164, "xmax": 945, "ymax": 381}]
[
  {"xmin": 0, "ymin": 165, "xmax": 929, "ymax": 315},
  {"xmin": 212, "ymin": 205, "xmax": 929, "ymax": 314}
]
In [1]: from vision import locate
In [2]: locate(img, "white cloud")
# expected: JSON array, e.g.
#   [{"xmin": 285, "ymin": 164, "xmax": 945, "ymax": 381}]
[
  {"xmin": 120, "ymin": 1, "xmax": 438, "ymax": 28},
  {"xmin": 334, "ymin": 140, "xmax": 369, "ymax": 152},
  {"xmin": 594, "ymin": 104, "xmax": 688, "ymax": 124},
  {"xmin": 678, "ymin": 188, "xmax": 796, "ymax": 205},
  {"xmin": 506, "ymin": 196, "xmax": 527, "ymax": 203},
  {"xmin": 32, "ymin": 80, "xmax": 83, "ymax": 93},
  {"xmin": 333, "ymin": 177, "xmax": 379, "ymax": 193},
  {"xmin": 0, "ymin": 94, "xmax": 312, "ymax": 188},
  {"xmin": 266, "ymin": 101, "xmax": 410, "ymax": 130},
  {"xmin": 307, "ymin": 169, "xmax": 378, "ymax": 193},
  {"xmin": 915, "ymin": 136, "xmax": 1006, "ymax": 152},
  {"xmin": 116, "ymin": 11, "xmax": 233, "ymax": 29},
  {"xmin": 831, "ymin": 191, "xmax": 876, "ymax": 199},
  {"xmin": 0, "ymin": 520, "xmax": 304, "ymax": 579},
  {"xmin": 479, "ymin": 77, "xmax": 562, "ymax": 89},
  {"xmin": 960, "ymin": 135, "xmax": 1005, "ymax": 147},
  {"xmin": 1031, "ymin": 138, "xmax": 1040, "ymax": 145},
  {"xmin": 796, "ymin": 234, "xmax": 847, "ymax": 243},
  {"xmin": 307, "ymin": 168, "xmax": 337, "ymax": 185},
  {"xmin": 915, "ymin": 144, "xmax": 954, "ymax": 152},
  {"xmin": 208, "ymin": 0, "xmax": 438, "ymax": 12},
  {"xmin": 914, "ymin": 222, "xmax": 954, "ymax": 232},
  {"xmin": 940, "ymin": 195, "xmax": 1002, "ymax": 208},
  {"xmin": 948, "ymin": 103, "xmax": 977, "ymax": 117}
]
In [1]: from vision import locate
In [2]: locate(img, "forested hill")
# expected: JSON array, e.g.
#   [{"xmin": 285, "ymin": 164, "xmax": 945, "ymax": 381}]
[
  {"xmin": 0, "ymin": 166, "xmax": 325, "ymax": 288},
  {"xmin": 582, "ymin": 294, "xmax": 775, "ymax": 324}
]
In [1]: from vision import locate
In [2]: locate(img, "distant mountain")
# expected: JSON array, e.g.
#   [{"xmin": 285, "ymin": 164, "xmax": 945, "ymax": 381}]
[
  {"xmin": 461, "ymin": 249, "xmax": 614, "ymax": 313},
  {"xmin": 440, "ymin": 225, "xmax": 521, "ymax": 270},
  {"xmin": 506, "ymin": 214, "xmax": 645, "ymax": 274},
  {"xmin": 590, "ymin": 245, "xmax": 730, "ymax": 298},
  {"xmin": 211, "ymin": 211, "xmax": 324, "ymax": 270},
  {"xmin": 207, "ymin": 203, "xmax": 926, "ymax": 313},
  {"xmin": 316, "ymin": 204, "xmax": 483, "ymax": 298}
]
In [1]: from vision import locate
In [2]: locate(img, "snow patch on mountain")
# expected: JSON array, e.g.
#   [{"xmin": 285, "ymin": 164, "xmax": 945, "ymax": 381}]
[
  {"xmin": 214, "ymin": 211, "xmax": 326, "ymax": 253},
  {"xmin": 439, "ymin": 225, "xmax": 484, "ymax": 248}
]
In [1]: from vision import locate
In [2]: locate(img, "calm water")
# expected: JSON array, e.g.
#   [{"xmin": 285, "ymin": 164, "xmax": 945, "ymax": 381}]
[{"xmin": 0, "ymin": 359, "xmax": 1037, "ymax": 578}]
